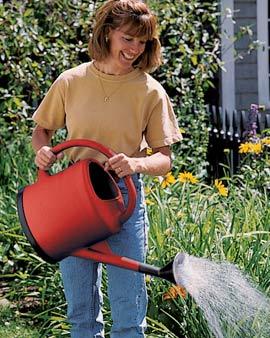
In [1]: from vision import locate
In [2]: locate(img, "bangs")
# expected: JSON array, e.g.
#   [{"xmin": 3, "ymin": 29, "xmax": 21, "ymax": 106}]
[{"xmin": 119, "ymin": 15, "xmax": 156, "ymax": 40}]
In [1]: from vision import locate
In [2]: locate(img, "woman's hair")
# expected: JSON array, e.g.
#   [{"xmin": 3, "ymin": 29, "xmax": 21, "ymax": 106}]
[{"xmin": 88, "ymin": 0, "xmax": 162, "ymax": 72}]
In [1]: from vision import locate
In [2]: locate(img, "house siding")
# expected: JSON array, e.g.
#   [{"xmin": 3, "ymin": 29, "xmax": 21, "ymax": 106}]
[{"xmin": 234, "ymin": 0, "xmax": 258, "ymax": 110}]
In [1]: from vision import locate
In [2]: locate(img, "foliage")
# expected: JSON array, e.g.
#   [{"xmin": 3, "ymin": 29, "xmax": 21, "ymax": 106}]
[
  {"xmin": 0, "ymin": 0, "xmax": 98, "ymax": 142},
  {"xmin": 144, "ymin": 171, "xmax": 270, "ymax": 338},
  {"xmin": 0, "ymin": 306, "xmax": 39, "ymax": 338},
  {"xmin": 0, "ymin": 135, "xmax": 69, "ymax": 337},
  {"xmin": 237, "ymin": 131, "xmax": 270, "ymax": 192},
  {"xmin": 237, "ymin": 104, "xmax": 270, "ymax": 192},
  {"xmin": 149, "ymin": 0, "xmax": 222, "ymax": 175}
]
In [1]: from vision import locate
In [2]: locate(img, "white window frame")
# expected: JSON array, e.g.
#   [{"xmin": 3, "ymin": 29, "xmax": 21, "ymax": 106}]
[
  {"xmin": 257, "ymin": 0, "xmax": 270, "ymax": 107},
  {"xmin": 221, "ymin": 0, "xmax": 235, "ymax": 113}
]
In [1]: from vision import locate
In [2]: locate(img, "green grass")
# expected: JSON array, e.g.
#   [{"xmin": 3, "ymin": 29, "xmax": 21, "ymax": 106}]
[{"xmin": 0, "ymin": 306, "xmax": 40, "ymax": 338}]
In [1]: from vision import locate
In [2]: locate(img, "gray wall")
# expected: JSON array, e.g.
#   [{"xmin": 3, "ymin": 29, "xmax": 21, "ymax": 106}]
[{"xmin": 234, "ymin": 0, "xmax": 258, "ymax": 110}]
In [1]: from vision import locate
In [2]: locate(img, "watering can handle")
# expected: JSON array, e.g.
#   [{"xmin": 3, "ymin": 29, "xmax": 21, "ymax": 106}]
[{"xmin": 48, "ymin": 139, "xmax": 136, "ymax": 223}]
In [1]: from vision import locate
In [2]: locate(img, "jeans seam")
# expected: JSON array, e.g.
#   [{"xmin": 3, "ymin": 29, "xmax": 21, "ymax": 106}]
[{"xmin": 135, "ymin": 182, "xmax": 148, "ymax": 334}]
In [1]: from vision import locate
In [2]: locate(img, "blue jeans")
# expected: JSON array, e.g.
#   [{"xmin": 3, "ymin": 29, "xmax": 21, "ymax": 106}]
[{"xmin": 60, "ymin": 175, "xmax": 149, "ymax": 338}]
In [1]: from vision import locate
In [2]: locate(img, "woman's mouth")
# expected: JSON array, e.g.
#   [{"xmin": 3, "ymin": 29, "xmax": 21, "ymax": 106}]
[{"xmin": 121, "ymin": 51, "xmax": 136, "ymax": 61}]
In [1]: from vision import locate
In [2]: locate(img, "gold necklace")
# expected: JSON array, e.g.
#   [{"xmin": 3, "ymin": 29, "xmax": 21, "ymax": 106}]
[{"xmin": 97, "ymin": 74, "xmax": 123, "ymax": 103}]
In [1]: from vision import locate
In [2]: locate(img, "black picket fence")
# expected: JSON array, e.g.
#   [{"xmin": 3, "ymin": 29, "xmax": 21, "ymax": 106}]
[{"xmin": 206, "ymin": 105, "xmax": 270, "ymax": 179}]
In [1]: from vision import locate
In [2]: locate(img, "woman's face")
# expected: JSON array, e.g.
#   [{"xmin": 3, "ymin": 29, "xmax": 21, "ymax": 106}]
[{"xmin": 106, "ymin": 26, "xmax": 147, "ymax": 74}]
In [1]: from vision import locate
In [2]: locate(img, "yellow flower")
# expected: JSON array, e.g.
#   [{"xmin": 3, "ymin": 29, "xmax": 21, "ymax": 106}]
[
  {"xmin": 261, "ymin": 137, "xmax": 270, "ymax": 145},
  {"xmin": 179, "ymin": 127, "xmax": 186, "ymax": 134},
  {"xmin": 145, "ymin": 275, "xmax": 151, "ymax": 283},
  {"xmin": 239, "ymin": 142, "xmax": 252, "ymax": 153},
  {"xmin": 164, "ymin": 227, "xmax": 173, "ymax": 236},
  {"xmin": 144, "ymin": 186, "xmax": 151, "ymax": 195},
  {"xmin": 178, "ymin": 171, "xmax": 199, "ymax": 184},
  {"xmin": 163, "ymin": 285, "xmax": 187, "ymax": 300},
  {"xmin": 145, "ymin": 198, "xmax": 155, "ymax": 206},
  {"xmin": 176, "ymin": 211, "xmax": 184, "ymax": 219},
  {"xmin": 214, "ymin": 179, "xmax": 228, "ymax": 197},
  {"xmin": 239, "ymin": 142, "xmax": 262, "ymax": 154},
  {"xmin": 146, "ymin": 148, "xmax": 153, "ymax": 156},
  {"xmin": 161, "ymin": 172, "xmax": 176, "ymax": 188},
  {"xmin": 252, "ymin": 143, "xmax": 262, "ymax": 154}
]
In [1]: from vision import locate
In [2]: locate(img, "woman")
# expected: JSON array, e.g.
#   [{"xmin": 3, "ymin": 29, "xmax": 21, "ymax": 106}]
[{"xmin": 32, "ymin": 0, "xmax": 182, "ymax": 337}]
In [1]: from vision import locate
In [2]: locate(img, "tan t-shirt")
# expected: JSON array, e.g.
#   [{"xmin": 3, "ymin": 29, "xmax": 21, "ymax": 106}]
[{"xmin": 33, "ymin": 61, "xmax": 182, "ymax": 162}]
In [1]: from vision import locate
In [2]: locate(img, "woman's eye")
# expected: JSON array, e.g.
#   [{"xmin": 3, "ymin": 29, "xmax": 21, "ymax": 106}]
[{"xmin": 123, "ymin": 36, "xmax": 132, "ymax": 42}]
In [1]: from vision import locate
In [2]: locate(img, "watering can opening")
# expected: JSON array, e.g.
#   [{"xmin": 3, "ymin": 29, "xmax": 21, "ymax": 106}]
[{"xmin": 88, "ymin": 162, "xmax": 119, "ymax": 200}]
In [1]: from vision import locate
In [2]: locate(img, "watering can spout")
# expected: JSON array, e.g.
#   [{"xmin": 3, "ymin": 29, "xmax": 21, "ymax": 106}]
[
  {"xmin": 74, "ymin": 249, "xmax": 178, "ymax": 284},
  {"xmin": 72, "ymin": 244, "xmax": 180, "ymax": 285},
  {"xmin": 138, "ymin": 260, "xmax": 176, "ymax": 284},
  {"xmin": 158, "ymin": 260, "xmax": 177, "ymax": 284},
  {"xmin": 138, "ymin": 253, "xmax": 187, "ymax": 284}
]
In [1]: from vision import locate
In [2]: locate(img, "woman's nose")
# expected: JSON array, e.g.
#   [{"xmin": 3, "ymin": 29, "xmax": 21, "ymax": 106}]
[
  {"xmin": 129, "ymin": 41, "xmax": 143, "ymax": 54},
  {"xmin": 129, "ymin": 42, "xmax": 139, "ymax": 52}
]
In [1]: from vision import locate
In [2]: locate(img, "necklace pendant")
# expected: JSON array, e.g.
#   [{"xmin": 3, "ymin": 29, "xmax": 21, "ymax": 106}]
[{"xmin": 104, "ymin": 96, "xmax": 109, "ymax": 102}]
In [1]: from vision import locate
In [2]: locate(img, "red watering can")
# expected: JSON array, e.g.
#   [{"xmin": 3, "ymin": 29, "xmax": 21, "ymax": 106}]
[{"xmin": 17, "ymin": 139, "xmax": 177, "ymax": 284}]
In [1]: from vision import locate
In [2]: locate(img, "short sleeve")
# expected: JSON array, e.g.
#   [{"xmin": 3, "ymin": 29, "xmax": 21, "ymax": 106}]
[
  {"xmin": 144, "ymin": 93, "xmax": 182, "ymax": 148},
  {"xmin": 32, "ymin": 75, "xmax": 66, "ymax": 130}
]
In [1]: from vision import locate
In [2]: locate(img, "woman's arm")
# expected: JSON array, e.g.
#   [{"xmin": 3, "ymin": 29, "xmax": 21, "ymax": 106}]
[
  {"xmin": 32, "ymin": 125, "xmax": 54, "ymax": 152},
  {"xmin": 105, "ymin": 146, "xmax": 172, "ymax": 177},
  {"xmin": 32, "ymin": 125, "xmax": 63, "ymax": 170}
]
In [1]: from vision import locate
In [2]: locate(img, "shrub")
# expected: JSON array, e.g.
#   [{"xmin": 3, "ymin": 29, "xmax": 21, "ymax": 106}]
[
  {"xmin": 0, "ymin": 0, "xmax": 96, "ymax": 142},
  {"xmin": 150, "ymin": 0, "xmax": 221, "ymax": 175}
]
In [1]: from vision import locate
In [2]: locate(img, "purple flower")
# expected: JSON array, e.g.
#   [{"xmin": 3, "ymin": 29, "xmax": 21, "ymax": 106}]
[{"xmin": 243, "ymin": 104, "xmax": 259, "ymax": 141}]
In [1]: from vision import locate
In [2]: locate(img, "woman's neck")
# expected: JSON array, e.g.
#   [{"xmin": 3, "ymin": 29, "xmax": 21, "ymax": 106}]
[{"xmin": 94, "ymin": 60, "xmax": 133, "ymax": 76}]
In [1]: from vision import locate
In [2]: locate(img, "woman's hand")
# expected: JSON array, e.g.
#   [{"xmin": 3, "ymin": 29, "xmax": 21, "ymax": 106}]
[
  {"xmin": 35, "ymin": 146, "xmax": 63, "ymax": 171},
  {"xmin": 104, "ymin": 146, "xmax": 172, "ymax": 178},
  {"xmin": 104, "ymin": 153, "xmax": 139, "ymax": 178}
]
